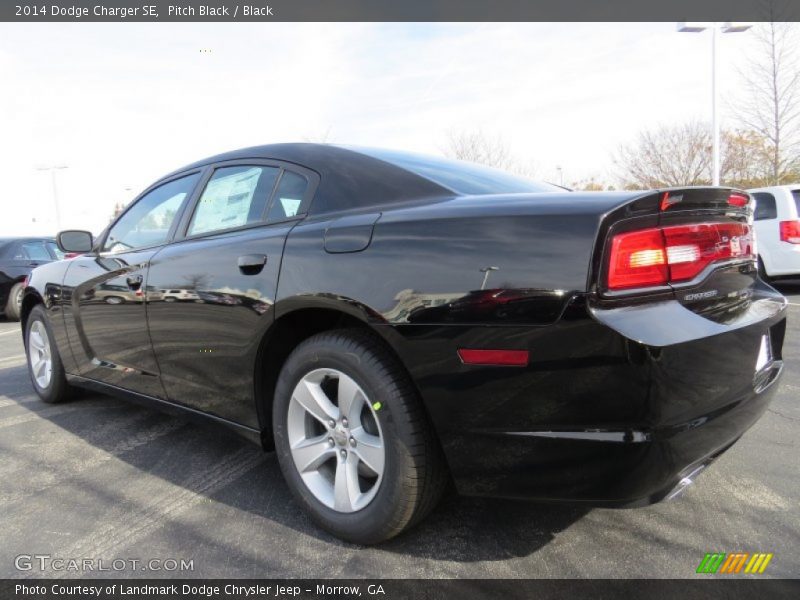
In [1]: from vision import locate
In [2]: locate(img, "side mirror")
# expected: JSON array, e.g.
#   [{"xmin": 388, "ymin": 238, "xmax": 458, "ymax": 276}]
[{"xmin": 57, "ymin": 230, "xmax": 94, "ymax": 253}]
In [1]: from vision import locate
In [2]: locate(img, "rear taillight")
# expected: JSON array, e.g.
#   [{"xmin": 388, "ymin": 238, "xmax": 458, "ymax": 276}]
[
  {"xmin": 727, "ymin": 192, "xmax": 750, "ymax": 207},
  {"xmin": 608, "ymin": 229, "xmax": 668, "ymax": 290},
  {"xmin": 779, "ymin": 220, "xmax": 800, "ymax": 244},
  {"xmin": 607, "ymin": 222, "xmax": 754, "ymax": 291}
]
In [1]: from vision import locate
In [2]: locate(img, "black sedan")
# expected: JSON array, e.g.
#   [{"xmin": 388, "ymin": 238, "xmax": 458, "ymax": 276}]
[
  {"xmin": 20, "ymin": 144, "xmax": 786, "ymax": 543},
  {"xmin": 0, "ymin": 237, "xmax": 63, "ymax": 321}
]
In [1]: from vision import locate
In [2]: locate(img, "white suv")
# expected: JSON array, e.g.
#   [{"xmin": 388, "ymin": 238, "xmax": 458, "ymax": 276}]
[{"xmin": 748, "ymin": 185, "xmax": 800, "ymax": 280}]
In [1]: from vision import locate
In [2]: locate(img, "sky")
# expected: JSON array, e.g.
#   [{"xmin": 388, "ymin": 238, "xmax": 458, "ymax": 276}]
[{"xmin": 0, "ymin": 22, "xmax": 766, "ymax": 236}]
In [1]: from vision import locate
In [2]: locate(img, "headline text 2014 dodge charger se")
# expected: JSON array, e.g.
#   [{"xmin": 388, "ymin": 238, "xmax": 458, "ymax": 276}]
[{"xmin": 21, "ymin": 144, "xmax": 786, "ymax": 543}]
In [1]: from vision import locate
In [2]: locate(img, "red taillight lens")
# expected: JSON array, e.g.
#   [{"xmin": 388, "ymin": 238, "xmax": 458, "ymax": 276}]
[
  {"xmin": 663, "ymin": 222, "xmax": 754, "ymax": 281},
  {"xmin": 607, "ymin": 222, "xmax": 754, "ymax": 291},
  {"xmin": 727, "ymin": 192, "xmax": 749, "ymax": 207},
  {"xmin": 608, "ymin": 229, "xmax": 668, "ymax": 290},
  {"xmin": 779, "ymin": 220, "xmax": 800, "ymax": 244}
]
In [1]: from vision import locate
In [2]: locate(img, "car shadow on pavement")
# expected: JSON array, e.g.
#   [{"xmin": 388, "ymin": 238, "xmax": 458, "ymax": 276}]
[{"xmin": 0, "ymin": 362, "xmax": 587, "ymax": 565}]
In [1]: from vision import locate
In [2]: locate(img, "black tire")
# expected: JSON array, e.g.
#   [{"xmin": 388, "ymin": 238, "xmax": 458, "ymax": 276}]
[
  {"xmin": 758, "ymin": 256, "xmax": 772, "ymax": 283},
  {"xmin": 272, "ymin": 328, "xmax": 448, "ymax": 544},
  {"xmin": 4, "ymin": 282, "xmax": 24, "ymax": 321},
  {"xmin": 25, "ymin": 304, "xmax": 73, "ymax": 404}
]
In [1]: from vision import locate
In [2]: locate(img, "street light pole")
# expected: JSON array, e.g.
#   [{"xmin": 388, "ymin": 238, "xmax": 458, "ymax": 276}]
[
  {"xmin": 711, "ymin": 24, "xmax": 720, "ymax": 186},
  {"xmin": 36, "ymin": 165, "xmax": 68, "ymax": 231},
  {"xmin": 479, "ymin": 266, "xmax": 499, "ymax": 290},
  {"xmin": 677, "ymin": 22, "xmax": 752, "ymax": 187}
]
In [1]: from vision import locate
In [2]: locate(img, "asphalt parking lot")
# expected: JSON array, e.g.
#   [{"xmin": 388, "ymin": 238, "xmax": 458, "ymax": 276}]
[{"xmin": 1, "ymin": 288, "xmax": 798, "ymax": 579}]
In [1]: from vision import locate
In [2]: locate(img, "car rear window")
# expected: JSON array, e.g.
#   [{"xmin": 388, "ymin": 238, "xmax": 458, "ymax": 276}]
[
  {"xmin": 792, "ymin": 190, "xmax": 800, "ymax": 215},
  {"xmin": 753, "ymin": 192, "xmax": 778, "ymax": 220},
  {"xmin": 354, "ymin": 147, "xmax": 561, "ymax": 195}
]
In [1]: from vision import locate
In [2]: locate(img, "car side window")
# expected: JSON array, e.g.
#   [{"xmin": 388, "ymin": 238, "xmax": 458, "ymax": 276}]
[
  {"xmin": 21, "ymin": 241, "xmax": 51, "ymax": 261},
  {"xmin": 266, "ymin": 171, "xmax": 308, "ymax": 222},
  {"xmin": 46, "ymin": 241, "xmax": 65, "ymax": 260},
  {"xmin": 104, "ymin": 173, "xmax": 200, "ymax": 252},
  {"xmin": 188, "ymin": 166, "xmax": 280, "ymax": 236},
  {"xmin": 753, "ymin": 193, "xmax": 777, "ymax": 221}
]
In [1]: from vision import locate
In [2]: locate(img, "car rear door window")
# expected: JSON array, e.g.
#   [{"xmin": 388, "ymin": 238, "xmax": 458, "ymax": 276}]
[
  {"xmin": 792, "ymin": 190, "xmax": 800, "ymax": 216},
  {"xmin": 104, "ymin": 173, "xmax": 200, "ymax": 252},
  {"xmin": 753, "ymin": 193, "xmax": 777, "ymax": 220},
  {"xmin": 21, "ymin": 241, "xmax": 51, "ymax": 261},
  {"xmin": 188, "ymin": 166, "xmax": 279, "ymax": 236},
  {"xmin": 266, "ymin": 171, "xmax": 308, "ymax": 222}
]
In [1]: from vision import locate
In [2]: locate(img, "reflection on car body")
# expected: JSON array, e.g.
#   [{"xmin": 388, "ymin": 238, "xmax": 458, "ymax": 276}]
[{"xmin": 20, "ymin": 144, "xmax": 787, "ymax": 544}]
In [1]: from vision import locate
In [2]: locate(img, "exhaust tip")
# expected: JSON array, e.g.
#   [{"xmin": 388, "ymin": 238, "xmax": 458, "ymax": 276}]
[{"xmin": 666, "ymin": 464, "xmax": 708, "ymax": 501}]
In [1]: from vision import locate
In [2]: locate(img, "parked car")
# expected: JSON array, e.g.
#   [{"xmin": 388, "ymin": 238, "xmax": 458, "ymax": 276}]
[
  {"xmin": 21, "ymin": 144, "xmax": 786, "ymax": 543},
  {"xmin": 161, "ymin": 288, "xmax": 201, "ymax": 302},
  {"xmin": 748, "ymin": 185, "xmax": 800, "ymax": 280},
  {"xmin": 0, "ymin": 237, "xmax": 62, "ymax": 321}
]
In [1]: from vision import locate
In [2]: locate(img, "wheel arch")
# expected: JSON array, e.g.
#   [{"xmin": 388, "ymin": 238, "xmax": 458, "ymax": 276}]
[
  {"xmin": 20, "ymin": 289, "xmax": 45, "ymax": 333},
  {"xmin": 253, "ymin": 297, "xmax": 419, "ymax": 451}
]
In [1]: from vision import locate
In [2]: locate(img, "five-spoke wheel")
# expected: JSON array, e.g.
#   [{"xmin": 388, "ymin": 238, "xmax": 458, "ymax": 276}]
[
  {"xmin": 273, "ymin": 329, "xmax": 447, "ymax": 544},
  {"xmin": 27, "ymin": 319, "xmax": 53, "ymax": 389}
]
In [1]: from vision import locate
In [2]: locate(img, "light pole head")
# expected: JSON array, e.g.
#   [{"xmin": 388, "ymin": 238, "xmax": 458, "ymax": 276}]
[
  {"xmin": 721, "ymin": 22, "xmax": 753, "ymax": 33},
  {"xmin": 677, "ymin": 22, "xmax": 709, "ymax": 33}
]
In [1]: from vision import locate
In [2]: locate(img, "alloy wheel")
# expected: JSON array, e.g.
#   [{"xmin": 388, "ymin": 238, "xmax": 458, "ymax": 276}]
[
  {"xmin": 28, "ymin": 320, "xmax": 53, "ymax": 389},
  {"xmin": 287, "ymin": 368, "xmax": 385, "ymax": 513}
]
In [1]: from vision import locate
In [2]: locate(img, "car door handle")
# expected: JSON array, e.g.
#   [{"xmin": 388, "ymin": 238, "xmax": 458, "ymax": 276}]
[
  {"xmin": 238, "ymin": 254, "xmax": 267, "ymax": 275},
  {"xmin": 126, "ymin": 274, "xmax": 143, "ymax": 290}
]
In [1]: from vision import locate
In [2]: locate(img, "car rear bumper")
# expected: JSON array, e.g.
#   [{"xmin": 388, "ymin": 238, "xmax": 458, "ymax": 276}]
[
  {"xmin": 385, "ymin": 288, "xmax": 787, "ymax": 504},
  {"xmin": 763, "ymin": 242, "xmax": 800, "ymax": 277}
]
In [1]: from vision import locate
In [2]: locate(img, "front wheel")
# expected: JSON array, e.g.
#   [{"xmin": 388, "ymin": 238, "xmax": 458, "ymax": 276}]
[
  {"xmin": 4, "ymin": 282, "xmax": 24, "ymax": 321},
  {"xmin": 272, "ymin": 329, "xmax": 448, "ymax": 544},
  {"xmin": 758, "ymin": 256, "xmax": 772, "ymax": 283},
  {"xmin": 25, "ymin": 304, "xmax": 73, "ymax": 403}
]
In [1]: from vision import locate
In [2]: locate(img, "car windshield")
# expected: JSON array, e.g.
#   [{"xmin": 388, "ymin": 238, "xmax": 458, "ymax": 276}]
[{"xmin": 352, "ymin": 147, "xmax": 562, "ymax": 195}]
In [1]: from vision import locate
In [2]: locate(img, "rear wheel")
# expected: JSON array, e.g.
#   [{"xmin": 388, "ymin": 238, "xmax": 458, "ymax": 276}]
[
  {"xmin": 25, "ymin": 305, "xmax": 73, "ymax": 403},
  {"xmin": 272, "ymin": 329, "xmax": 447, "ymax": 544},
  {"xmin": 758, "ymin": 256, "xmax": 772, "ymax": 283},
  {"xmin": 4, "ymin": 282, "xmax": 24, "ymax": 321}
]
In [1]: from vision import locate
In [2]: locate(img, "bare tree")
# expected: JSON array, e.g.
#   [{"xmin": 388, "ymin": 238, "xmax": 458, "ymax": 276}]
[
  {"xmin": 736, "ymin": 20, "xmax": 800, "ymax": 184},
  {"xmin": 302, "ymin": 127, "xmax": 334, "ymax": 143},
  {"xmin": 614, "ymin": 121, "xmax": 713, "ymax": 188},
  {"xmin": 442, "ymin": 129, "xmax": 513, "ymax": 170},
  {"xmin": 721, "ymin": 129, "xmax": 773, "ymax": 188}
]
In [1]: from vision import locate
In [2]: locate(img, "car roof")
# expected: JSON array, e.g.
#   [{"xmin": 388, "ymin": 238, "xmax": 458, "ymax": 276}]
[
  {"xmin": 0, "ymin": 236, "xmax": 55, "ymax": 243},
  {"xmin": 748, "ymin": 184, "xmax": 800, "ymax": 192},
  {"xmin": 162, "ymin": 143, "xmax": 452, "ymax": 215}
]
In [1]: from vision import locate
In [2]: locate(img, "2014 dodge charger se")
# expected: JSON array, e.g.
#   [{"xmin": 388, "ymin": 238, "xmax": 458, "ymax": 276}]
[{"xmin": 21, "ymin": 144, "xmax": 786, "ymax": 543}]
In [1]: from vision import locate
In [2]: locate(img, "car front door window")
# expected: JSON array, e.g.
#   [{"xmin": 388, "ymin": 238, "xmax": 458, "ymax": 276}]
[{"xmin": 104, "ymin": 173, "xmax": 200, "ymax": 253}]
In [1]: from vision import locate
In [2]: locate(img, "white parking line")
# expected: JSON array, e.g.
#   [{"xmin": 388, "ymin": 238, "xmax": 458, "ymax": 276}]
[
  {"xmin": 0, "ymin": 354, "xmax": 25, "ymax": 364},
  {"xmin": 0, "ymin": 328, "xmax": 22, "ymax": 336}
]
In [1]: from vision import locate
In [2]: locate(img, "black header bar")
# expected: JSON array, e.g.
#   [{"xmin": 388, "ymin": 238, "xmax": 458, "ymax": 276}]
[{"xmin": 3, "ymin": 0, "xmax": 800, "ymax": 23}]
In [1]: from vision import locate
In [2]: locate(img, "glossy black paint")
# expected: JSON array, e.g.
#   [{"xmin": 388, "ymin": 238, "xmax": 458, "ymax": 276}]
[{"xmin": 22, "ymin": 144, "xmax": 787, "ymax": 505}]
